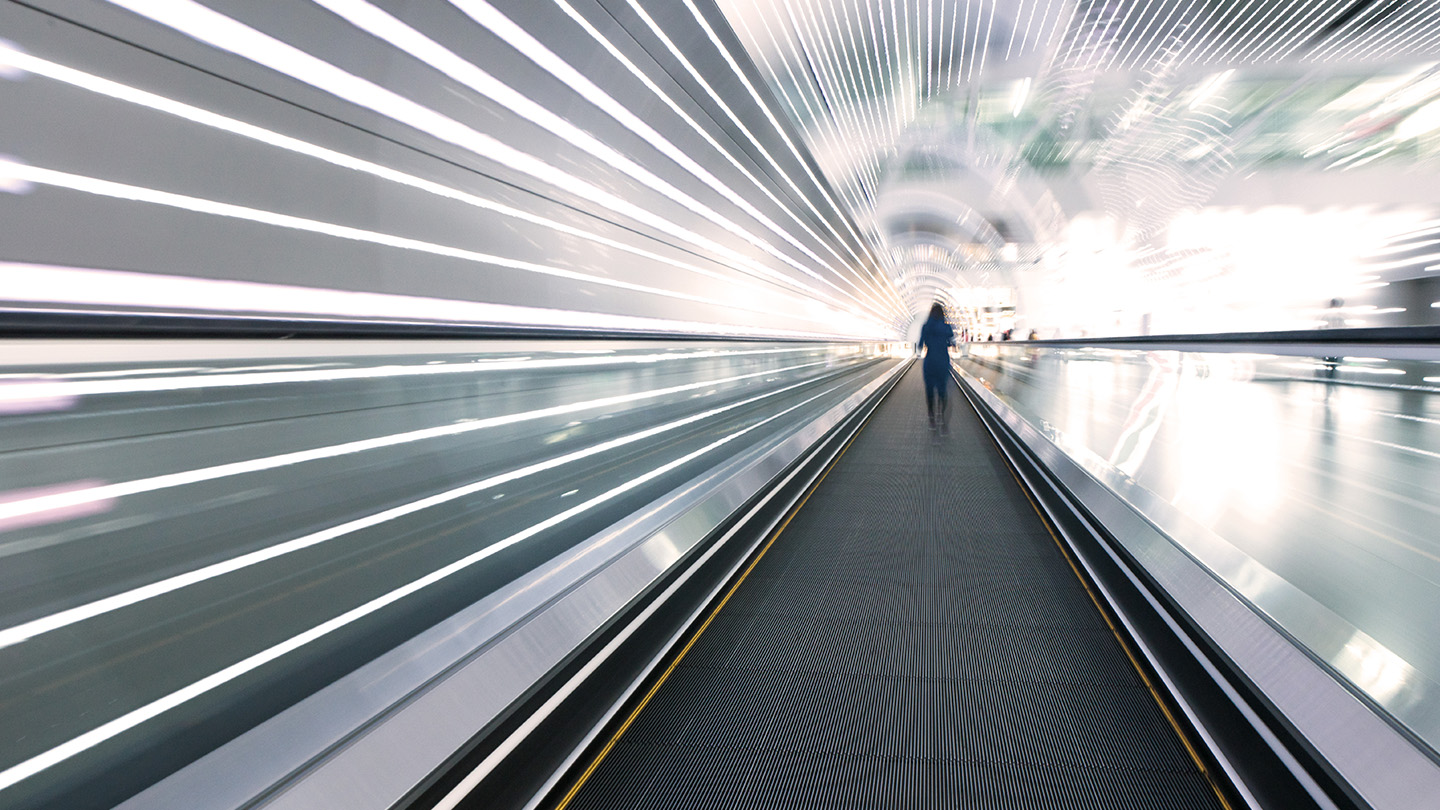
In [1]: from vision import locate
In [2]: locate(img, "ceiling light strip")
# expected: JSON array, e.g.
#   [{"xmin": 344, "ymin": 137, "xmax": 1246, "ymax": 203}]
[
  {"xmin": 441, "ymin": 0, "xmax": 872, "ymax": 300},
  {"xmin": 1204, "ymin": 0, "xmax": 1283, "ymax": 65},
  {"xmin": 1332, "ymin": 3, "xmax": 1438, "ymax": 62},
  {"xmin": 0, "ymin": 358, "xmax": 835, "ymax": 640},
  {"xmin": 780, "ymin": 0, "xmax": 893, "ymax": 304},
  {"xmin": 1116, "ymin": 0, "xmax": 1190, "ymax": 71},
  {"xmin": 0, "ymin": 45, "xmax": 829, "ymax": 315},
  {"xmin": 798, "ymin": 0, "xmax": 881, "ymax": 174},
  {"xmin": 1268, "ymin": 1, "xmax": 1357, "ymax": 62},
  {"xmin": 776, "ymin": 0, "xmax": 891, "ymax": 271},
  {"xmin": 669, "ymin": 0, "xmax": 901, "ymax": 304},
  {"xmin": 316, "ymin": 0, "xmax": 879, "ymax": 322},
  {"xmin": 550, "ymin": 1, "xmax": 876, "ymax": 284},
  {"xmin": 977, "ymin": 0, "xmax": 997, "ymax": 88},
  {"xmin": 1208, "ymin": 0, "xmax": 1300, "ymax": 65},
  {"xmin": 1308, "ymin": 0, "xmax": 1402, "ymax": 62},
  {"xmin": 104, "ymin": 0, "xmax": 875, "ymax": 320},
  {"xmin": 1, "ymin": 160, "xmax": 838, "ymax": 323}
]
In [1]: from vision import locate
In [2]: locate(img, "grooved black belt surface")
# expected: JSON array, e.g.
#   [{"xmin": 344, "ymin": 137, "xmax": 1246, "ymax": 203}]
[{"xmin": 564, "ymin": 367, "xmax": 1225, "ymax": 809}]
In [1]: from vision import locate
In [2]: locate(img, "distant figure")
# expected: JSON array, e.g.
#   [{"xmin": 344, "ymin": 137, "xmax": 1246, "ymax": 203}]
[
  {"xmin": 1320, "ymin": 298, "xmax": 1344, "ymax": 381},
  {"xmin": 1028, "ymin": 329, "xmax": 1039, "ymax": 340},
  {"xmin": 916, "ymin": 302, "xmax": 956, "ymax": 434},
  {"xmin": 1320, "ymin": 298, "xmax": 1345, "ymax": 330}
]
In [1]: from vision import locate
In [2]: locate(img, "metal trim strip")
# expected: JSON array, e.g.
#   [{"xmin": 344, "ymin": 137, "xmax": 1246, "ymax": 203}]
[
  {"xmin": 117, "ymin": 359, "xmax": 905, "ymax": 810},
  {"xmin": 958, "ymin": 370, "xmax": 1440, "ymax": 810}
]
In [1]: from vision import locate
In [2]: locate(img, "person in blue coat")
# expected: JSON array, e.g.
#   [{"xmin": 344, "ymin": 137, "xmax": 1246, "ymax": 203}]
[{"xmin": 916, "ymin": 302, "xmax": 956, "ymax": 433}]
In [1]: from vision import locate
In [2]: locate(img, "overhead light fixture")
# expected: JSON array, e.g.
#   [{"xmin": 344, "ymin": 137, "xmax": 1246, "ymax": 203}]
[
  {"xmin": 0, "ymin": 38, "xmax": 26, "ymax": 79},
  {"xmin": 0, "ymin": 154, "xmax": 32, "ymax": 194},
  {"xmin": 1396, "ymin": 97, "xmax": 1440, "ymax": 140},
  {"xmin": 1012, "ymin": 77, "xmax": 1031, "ymax": 117},
  {"xmin": 1188, "ymin": 69, "xmax": 1234, "ymax": 110}
]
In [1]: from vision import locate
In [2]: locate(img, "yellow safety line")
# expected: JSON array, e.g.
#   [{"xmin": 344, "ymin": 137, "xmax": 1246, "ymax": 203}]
[
  {"xmin": 551, "ymin": 380, "xmax": 884, "ymax": 810},
  {"xmin": 975, "ymin": 400, "xmax": 1236, "ymax": 810}
]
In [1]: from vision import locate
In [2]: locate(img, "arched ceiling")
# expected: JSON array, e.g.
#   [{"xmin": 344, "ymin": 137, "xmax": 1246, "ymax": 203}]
[
  {"xmin": 714, "ymin": 0, "xmax": 1440, "ymax": 325},
  {"xmin": 7, "ymin": 1, "xmax": 1440, "ymax": 339}
]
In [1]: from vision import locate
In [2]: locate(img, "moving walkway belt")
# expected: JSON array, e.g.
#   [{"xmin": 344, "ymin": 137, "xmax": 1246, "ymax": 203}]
[{"xmin": 550, "ymin": 366, "xmax": 1232, "ymax": 809}]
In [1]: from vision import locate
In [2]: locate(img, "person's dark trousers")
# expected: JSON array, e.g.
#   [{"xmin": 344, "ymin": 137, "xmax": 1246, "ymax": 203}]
[{"xmin": 923, "ymin": 369, "xmax": 948, "ymax": 433}]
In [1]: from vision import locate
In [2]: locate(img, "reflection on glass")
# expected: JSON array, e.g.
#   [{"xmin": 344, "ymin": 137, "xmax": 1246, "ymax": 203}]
[{"xmin": 959, "ymin": 344, "xmax": 1440, "ymax": 754}]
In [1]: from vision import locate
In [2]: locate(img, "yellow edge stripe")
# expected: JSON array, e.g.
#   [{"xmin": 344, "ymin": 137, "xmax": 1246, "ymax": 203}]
[
  {"xmin": 976, "ymin": 400, "xmax": 1236, "ymax": 810},
  {"xmin": 552, "ymin": 382, "xmax": 880, "ymax": 810}
]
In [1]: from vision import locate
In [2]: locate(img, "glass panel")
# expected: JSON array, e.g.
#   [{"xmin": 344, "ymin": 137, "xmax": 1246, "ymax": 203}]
[{"xmin": 957, "ymin": 343, "xmax": 1440, "ymax": 751}]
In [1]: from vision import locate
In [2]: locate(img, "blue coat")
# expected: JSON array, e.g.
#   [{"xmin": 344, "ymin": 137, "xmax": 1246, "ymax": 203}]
[{"xmin": 917, "ymin": 319, "xmax": 955, "ymax": 380}]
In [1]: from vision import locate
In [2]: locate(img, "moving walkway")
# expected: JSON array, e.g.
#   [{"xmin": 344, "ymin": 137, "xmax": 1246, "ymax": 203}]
[
  {"xmin": 546, "ymin": 367, "xmax": 1232, "ymax": 809},
  {"xmin": 4, "ymin": 337, "xmax": 1439, "ymax": 810}
]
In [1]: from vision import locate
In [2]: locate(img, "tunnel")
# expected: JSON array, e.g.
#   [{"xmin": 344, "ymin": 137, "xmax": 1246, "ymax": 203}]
[{"xmin": 1, "ymin": 1, "xmax": 1439, "ymax": 808}]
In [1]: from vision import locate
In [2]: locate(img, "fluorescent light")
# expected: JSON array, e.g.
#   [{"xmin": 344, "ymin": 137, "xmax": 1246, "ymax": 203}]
[
  {"xmin": 0, "ymin": 45, "xmax": 890, "ymax": 332},
  {"xmin": 0, "ymin": 37, "xmax": 24, "ymax": 79},
  {"xmin": 102, "ymin": 0, "xmax": 892, "ymax": 323},
  {"xmin": 1188, "ymin": 69, "xmax": 1234, "ymax": 110},
  {"xmin": 0, "ymin": 154, "xmax": 32, "ymax": 194},
  {"xmin": 318, "ymin": 0, "xmax": 881, "ymax": 316},
  {"xmin": 0, "ymin": 345, "xmax": 813, "ymax": 403},
  {"xmin": 1011, "ymin": 77, "xmax": 1031, "ymax": 117},
  {"xmin": 0, "ymin": 262, "xmax": 874, "ymax": 339}
]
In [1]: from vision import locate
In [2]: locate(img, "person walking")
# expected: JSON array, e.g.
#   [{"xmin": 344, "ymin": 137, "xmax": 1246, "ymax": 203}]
[{"xmin": 916, "ymin": 302, "xmax": 956, "ymax": 434}]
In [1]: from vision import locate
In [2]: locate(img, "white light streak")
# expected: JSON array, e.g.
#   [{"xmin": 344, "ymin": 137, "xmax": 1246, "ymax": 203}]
[
  {"xmin": 0, "ymin": 38, "xmax": 25, "ymax": 79},
  {"xmin": 1012, "ymin": 76, "xmax": 1032, "ymax": 117},
  {"xmin": 0, "ymin": 347, "xmax": 808, "ymax": 404},
  {"xmin": 0, "ymin": 262, "xmax": 872, "ymax": 340},
  {"xmin": 0, "ymin": 364, "xmax": 851, "ymax": 650},
  {"xmin": 0, "ymin": 356, "xmax": 832, "ymax": 537},
  {"xmin": 103, "ymin": 0, "xmax": 894, "ymax": 325},
  {"xmin": 0, "ymin": 370, "xmax": 866, "ymax": 791},
  {"xmin": 0, "ymin": 44, "xmax": 882, "ymax": 332},
  {"xmin": 637, "ymin": 0, "xmax": 903, "ymax": 312},
  {"xmin": 7, "ymin": 158, "xmax": 803, "ymax": 317},
  {"xmin": 536, "ymin": 0, "xmax": 880, "ymax": 294},
  {"xmin": 1188, "ymin": 69, "xmax": 1234, "ymax": 110},
  {"xmin": 321, "ymin": 0, "xmax": 876, "ymax": 319},
  {"xmin": 0, "ymin": 154, "xmax": 33, "ymax": 195},
  {"xmin": 977, "ymin": 0, "xmax": 996, "ymax": 86}
]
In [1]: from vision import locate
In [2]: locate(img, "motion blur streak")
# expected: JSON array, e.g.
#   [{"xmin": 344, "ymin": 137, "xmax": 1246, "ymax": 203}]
[
  {"xmin": 0, "ymin": 345, "xmax": 813, "ymax": 401},
  {"xmin": 0, "ymin": 356, "xmax": 831, "ymax": 526},
  {"xmin": 625, "ymin": 0, "xmax": 889, "ymax": 282},
  {"xmin": 312, "ymin": 0, "xmax": 888, "ymax": 316},
  {"xmin": 493, "ymin": 0, "xmax": 881, "ymax": 290},
  {"xmin": 0, "ymin": 263, "xmax": 868, "ymax": 340},
  {"xmin": 0, "ymin": 160, "xmax": 799, "ymax": 319},
  {"xmin": 671, "ymin": 0, "xmax": 895, "ymax": 286},
  {"xmin": 0, "ymin": 377, "xmax": 848, "ymax": 791},
  {"xmin": 0, "ymin": 42, "xmax": 871, "ymax": 332},
  {"xmin": 102, "ymin": 0, "xmax": 896, "ymax": 324},
  {"xmin": 0, "ymin": 370, "xmax": 836, "ymax": 650},
  {"xmin": 324, "ymin": 0, "xmax": 863, "ymax": 300},
  {"xmin": 0, "ymin": 483, "xmax": 114, "ymax": 533}
]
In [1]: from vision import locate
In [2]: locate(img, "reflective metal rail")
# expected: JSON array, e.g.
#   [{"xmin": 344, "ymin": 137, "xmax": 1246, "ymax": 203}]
[{"xmin": 955, "ymin": 339, "xmax": 1440, "ymax": 810}]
